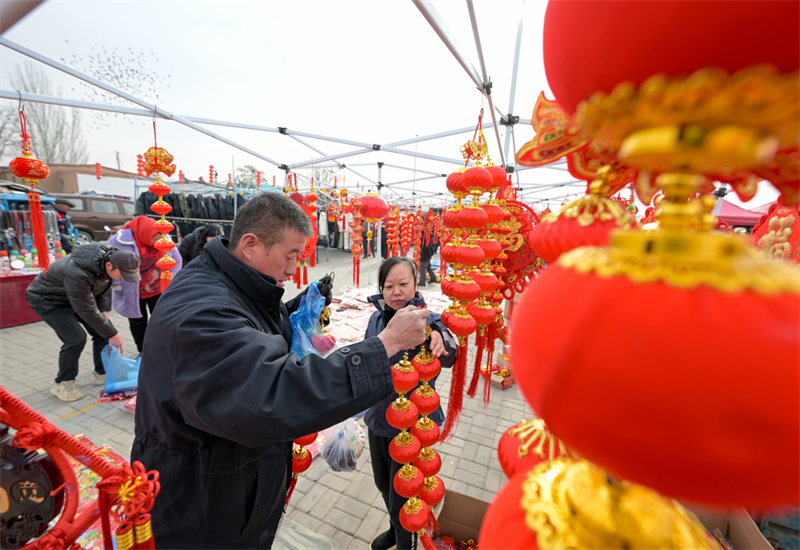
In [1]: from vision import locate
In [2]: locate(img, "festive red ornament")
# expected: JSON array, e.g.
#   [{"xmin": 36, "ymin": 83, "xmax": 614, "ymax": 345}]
[
  {"xmin": 463, "ymin": 166, "xmax": 493, "ymax": 195},
  {"xmin": 527, "ymin": 212, "xmax": 628, "ymax": 265},
  {"xmin": 294, "ymin": 433, "xmax": 318, "ymax": 447},
  {"xmin": 543, "ymin": 0, "xmax": 800, "ymax": 117},
  {"xmin": 479, "ymin": 471, "xmax": 539, "ymax": 549},
  {"xmin": 409, "ymin": 385, "xmax": 440, "ymax": 416},
  {"xmin": 443, "ymin": 207, "xmax": 462, "ymax": 229},
  {"xmin": 441, "ymin": 308, "xmax": 477, "ymax": 337},
  {"xmin": 389, "ymin": 432, "xmax": 422, "ymax": 464},
  {"xmin": 392, "ymin": 363, "xmax": 420, "ymax": 394},
  {"xmin": 359, "ymin": 193, "xmax": 391, "ymax": 222},
  {"xmin": 418, "ymin": 475, "xmax": 446, "ymax": 507},
  {"xmin": 476, "ymin": 238, "xmax": 502, "ymax": 261},
  {"xmin": 10, "ymin": 156, "xmax": 49, "ymax": 181},
  {"xmin": 446, "ymin": 171, "xmax": 466, "ymax": 195},
  {"xmin": 394, "ymin": 465, "xmax": 424, "ymax": 499},
  {"xmin": 410, "ymin": 355, "xmax": 441, "ymax": 382},
  {"xmin": 410, "ymin": 417, "xmax": 440, "ymax": 448},
  {"xmin": 142, "ymin": 147, "xmax": 176, "ymax": 177},
  {"xmin": 95, "ymin": 162, "xmax": 102, "ymax": 180},
  {"xmin": 457, "ymin": 204, "xmax": 489, "ymax": 229},
  {"xmin": 150, "ymin": 202, "xmax": 172, "ymax": 216},
  {"xmin": 486, "ymin": 165, "xmax": 508, "ymax": 190},
  {"xmin": 385, "ymin": 397, "xmax": 420, "ymax": 431},
  {"xmin": 448, "ymin": 278, "xmax": 482, "ymax": 303},
  {"xmin": 399, "ymin": 498, "xmax": 429, "ymax": 533},
  {"xmin": 292, "ymin": 446, "xmax": 312, "ymax": 474},
  {"xmin": 511, "ymin": 262, "xmax": 800, "ymax": 507},
  {"xmin": 413, "ymin": 448, "xmax": 442, "ymax": 478},
  {"xmin": 470, "ymin": 270, "xmax": 499, "ymax": 294},
  {"xmin": 482, "ymin": 203, "xmax": 505, "ymax": 225},
  {"xmin": 497, "ymin": 418, "xmax": 577, "ymax": 479},
  {"xmin": 467, "ymin": 300, "xmax": 496, "ymax": 327},
  {"xmin": 452, "ymin": 242, "xmax": 485, "ymax": 267}
]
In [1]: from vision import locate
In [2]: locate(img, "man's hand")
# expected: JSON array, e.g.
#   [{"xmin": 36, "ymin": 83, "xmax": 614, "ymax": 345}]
[
  {"xmin": 108, "ymin": 333, "xmax": 124, "ymax": 355},
  {"xmin": 377, "ymin": 306, "xmax": 430, "ymax": 358},
  {"xmin": 317, "ymin": 273, "xmax": 334, "ymax": 306},
  {"xmin": 429, "ymin": 330, "xmax": 448, "ymax": 358}
]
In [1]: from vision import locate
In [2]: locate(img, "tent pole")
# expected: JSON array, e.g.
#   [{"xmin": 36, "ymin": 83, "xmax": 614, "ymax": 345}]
[
  {"xmin": 376, "ymin": 162, "xmax": 384, "ymax": 280},
  {"xmin": 503, "ymin": 9, "xmax": 525, "ymax": 166}
]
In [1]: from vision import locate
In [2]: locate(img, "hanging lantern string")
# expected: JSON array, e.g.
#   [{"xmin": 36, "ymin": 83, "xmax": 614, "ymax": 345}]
[
  {"xmin": 18, "ymin": 109, "xmax": 31, "ymax": 155},
  {"xmin": 152, "ymin": 108, "xmax": 158, "ymax": 149}
]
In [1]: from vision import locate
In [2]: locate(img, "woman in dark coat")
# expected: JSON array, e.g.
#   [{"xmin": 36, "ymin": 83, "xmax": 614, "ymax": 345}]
[{"xmin": 363, "ymin": 256, "xmax": 457, "ymax": 550}]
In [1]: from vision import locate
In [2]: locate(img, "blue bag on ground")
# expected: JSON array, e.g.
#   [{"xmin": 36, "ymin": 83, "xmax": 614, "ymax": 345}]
[
  {"xmin": 101, "ymin": 345, "xmax": 141, "ymax": 393},
  {"xmin": 290, "ymin": 283, "xmax": 335, "ymax": 358}
]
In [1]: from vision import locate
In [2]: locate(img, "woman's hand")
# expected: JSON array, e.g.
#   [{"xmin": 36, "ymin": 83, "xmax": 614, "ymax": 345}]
[{"xmin": 429, "ymin": 329, "xmax": 448, "ymax": 357}]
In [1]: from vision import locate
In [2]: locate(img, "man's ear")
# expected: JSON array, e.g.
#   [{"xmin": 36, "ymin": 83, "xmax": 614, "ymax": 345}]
[{"xmin": 237, "ymin": 233, "xmax": 259, "ymax": 262}]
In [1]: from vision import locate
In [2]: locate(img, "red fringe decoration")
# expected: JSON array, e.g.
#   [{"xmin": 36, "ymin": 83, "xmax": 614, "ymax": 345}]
[
  {"xmin": 353, "ymin": 255, "xmax": 357, "ymax": 286},
  {"xmin": 356, "ymin": 257, "xmax": 361, "ymax": 287},
  {"xmin": 466, "ymin": 331, "xmax": 485, "ymax": 398},
  {"xmin": 483, "ymin": 322, "xmax": 497, "ymax": 406},
  {"xmin": 302, "ymin": 263, "xmax": 309, "ymax": 285},
  {"xmin": 27, "ymin": 191, "xmax": 49, "ymax": 270},
  {"xmin": 284, "ymin": 474, "xmax": 298, "ymax": 508},
  {"xmin": 160, "ymin": 272, "xmax": 172, "ymax": 294},
  {"xmin": 419, "ymin": 531, "xmax": 437, "ymax": 550},
  {"xmin": 295, "ymin": 261, "xmax": 301, "ymax": 289},
  {"xmin": 424, "ymin": 510, "xmax": 440, "ymax": 538},
  {"xmin": 440, "ymin": 338, "xmax": 469, "ymax": 441},
  {"xmin": 132, "ymin": 514, "xmax": 155, "ymax": 550}
]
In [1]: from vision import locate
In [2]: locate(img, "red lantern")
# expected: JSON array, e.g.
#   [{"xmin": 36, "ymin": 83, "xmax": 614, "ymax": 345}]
[
  {"xmin": 389, "ymin": 432, "xmax": 422, "ymax": 464},
  {"xmin": 392, "ymin": 363, "xmax": 420, "ymax": 394},
  {"xmin": 95, "ymin": 162, "xmax": 102, "ymax": 180},
  {"xmin": 463, "ymin": 166, "xmax": 493, "ymax": 196},
  {"xmin": 470, "ymin": 270, "xmax": 499, "ymax": 294},
  {"xmin": 411, "ymin": 417, "xmax": 440, "ymax": 448},
  {"xmin": 412, "ymin": 448, "xmax": 441, "ymax": 478},
  {"xmin": 482, "ymin": 203, "xmax": 505, "ymax": 224},
  {"xmin": 441, "ymin": 308, "xmax": 477, "ymax": 337},
  {"xmin": 399, "ymin": 498, "xmax": 429, "ymax": 533},
  {"xmin": 256, "ymin": 171, "xmax": 261, "ymax": 187},
  {"xmin": 393, "ymin": 464, "xmax": 424, "ymax": 498},
  {"xmin": 527, "ymin": 211, "xmax": 631, "ymax": 265},
  {"xmin": 448, "ymin": 279, "xmax": 482, "ymax": 303},
  {"xmin": 446, "ymin": 171, "xmax": 466, "ymax": 195},
  {"xmin": 457, "ymin": 204, "xmax": 489, "ymax": 229},
  {"xmin": 467, "ymin": 300, "xmax": 496, "ymax": 327},
  {"xmin": 452, "ymin": 242, "xmax": 485, "ymax": 267},
  {"xmin": 479, "ymin": 470, "xmax": 543, "ymax": 550},
  {"xmin": 178, "ymin": 170, "xmax": 184, "ymax": 185},
  {"xmin": 10, "ymin": 156, "xmax": 49, "ymax": 181},
  {"xmin": 511, "ymin": 262, "xmax": 800, "ymax": 507},
  {"xmin": 385, "ymin": 397, "xmax": 420, "ymax": 431},
  {"xmin": 294, "ymin": 433, "xmax": 318, "ymax": 447},
  {"xmin": 543, "ymin": 0, "xmax": 799, "ymax": 117},
  {"xmin": 476, "ymin": 238, "xmax": 502, "ymax": 261},
  {"xmin": 359, "ymin": 193, "xmax": 390, "ymax": 222},
  {"xmin": 292, "ymin": 446, "xmax": 312, "ymax": 474},
  {"xmin": 497, "ymin": 418, "xmax": 577, "ymax": 479},
  {"xmin": 410, "ymin": 355, "xmax": 441, "ymax": 382},
  {"xmin": 486, "ymin": 165, "xmax": 508, "ymax": 190},
  {"xmin": 418, "ymin": 475, "xmax": 446, "ymax": 507},
  {"xmin": 409, "ymin": 385, "xmax": 440, "ymax": 416},
  {"xmin": 209, "ymin": 165, "xmax": 214, "ymax": 184}
]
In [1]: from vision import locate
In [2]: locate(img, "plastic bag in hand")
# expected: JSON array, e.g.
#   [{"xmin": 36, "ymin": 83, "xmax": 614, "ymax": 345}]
[
  {"xmin": 320, "ymin": 418, "xmax": 366, "ymax": 472},
  {"xmin": 290, "ymin": 283, "xmax": 336, "ymax": 358},
  {"xmin": 101, "ymin": 345, "xmax": 141, "ymax": 393}
]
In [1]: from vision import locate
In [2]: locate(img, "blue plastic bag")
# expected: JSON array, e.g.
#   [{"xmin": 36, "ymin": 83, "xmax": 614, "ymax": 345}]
[
  {"xmin": 101, "ymin": 345, "xmax": 141, "ymax": 393},
  {"xmin": 290, "ymin": 283, "xmax": 335, "ymax": 358}
]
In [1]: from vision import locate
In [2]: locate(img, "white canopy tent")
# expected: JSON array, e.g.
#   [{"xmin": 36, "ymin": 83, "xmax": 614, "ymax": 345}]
[{"xmin": 0, "ymin": 0, "xmax": 590, "ymax": 211}]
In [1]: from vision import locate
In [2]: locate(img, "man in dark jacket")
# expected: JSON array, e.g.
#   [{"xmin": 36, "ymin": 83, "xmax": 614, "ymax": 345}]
[
  {"xmin": 26, "ymin": 243, "xmax": 140, "ymax": 402},
  {"xmin": 177, "ymin": 223, "xmax": 224, "ymax": 265},
  {"xmin": 131, "ymin": 192, "xmax": 430, "ymax": 549}
]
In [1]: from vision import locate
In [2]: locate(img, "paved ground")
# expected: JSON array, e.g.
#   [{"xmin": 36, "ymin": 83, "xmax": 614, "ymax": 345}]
[{"xmin": 0, "ymin": 247, "xmax": 533, "ymax": 549}]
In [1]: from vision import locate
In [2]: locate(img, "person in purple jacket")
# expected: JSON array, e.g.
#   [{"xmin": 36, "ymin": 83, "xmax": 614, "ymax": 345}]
[
  {"xmin": 107, "ymin": 216, "xmax": 182, "ymax": 354},
  {"xmin": 363, "ymin": 256, "xmax": 457, "ymax": 550}
]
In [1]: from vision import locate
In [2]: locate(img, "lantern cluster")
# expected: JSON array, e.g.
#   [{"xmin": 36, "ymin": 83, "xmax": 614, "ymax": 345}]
[
  {"xmin": 386, "ymin": 332, "xmax": 445, "ymax": 549},
  {"xmin": 348, "ymin": 196, "xmax": 364, "ymax": 287},
  {"xmin": 136, "ymin": 154, "xmax": 145, "ymax": 177},
  {"xmin": 412, "ymin": 207, "xmax": 424, "ymax": 272},
  {"xmin": 208, "ymin": 165, "xmax": 214, "ymax": 185},
  {"xmin": 385, "ymin": 208, "xmax": 401, "ymax": 257},
  {"xmin": 142, "ymin": 146, "xmax": 179, "ymax": 292},
  {"xmin": 95, "ymin": 162, "xmax": 102, "ymax": 180},
  {"xmin": 400, "ymin": 210, "xmax": 414, "ymax": 256},
  {"xmin": 359, "ymin": 193, "xmax": 390, "ymax": 258},
  {"xmin": 256, "ymin": 171, "xmax": 262, "ymax": 188},
  {"xmin": 178, "ymin": 170, "xmax": 184, "ymax": 185},
  {"xmin": 9, "ymin": 109, "xmax": 50, "ymax": 269}
]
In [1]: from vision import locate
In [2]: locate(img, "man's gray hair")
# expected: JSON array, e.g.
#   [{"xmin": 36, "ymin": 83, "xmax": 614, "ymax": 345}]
[{"xmin": 228, "ymin": 192, "xmax": 312, "ymax": 250}]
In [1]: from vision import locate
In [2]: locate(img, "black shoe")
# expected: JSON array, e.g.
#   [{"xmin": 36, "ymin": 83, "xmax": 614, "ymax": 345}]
[{"xmin": 371, "ymin": 528, "xmax": 396, "ymax": 550}]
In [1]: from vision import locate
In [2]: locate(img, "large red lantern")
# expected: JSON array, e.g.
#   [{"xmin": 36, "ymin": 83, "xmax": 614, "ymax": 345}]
[
  {"xmin": 358, "ymin": 193, "xmax": 390, "ymax": 222},
  {"xmin": 543, "ymin": 0, "xmax": 800, "ymax": 117},
  {"xmin": 511, "ymin": 248, "xmax": 800, "ymax": 507}
]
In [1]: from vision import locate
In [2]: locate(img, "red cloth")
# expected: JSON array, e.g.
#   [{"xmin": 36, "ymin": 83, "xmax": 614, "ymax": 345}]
[{"xmin": 123, "ymin": 217, "xmax": 162, "ymax": 299}]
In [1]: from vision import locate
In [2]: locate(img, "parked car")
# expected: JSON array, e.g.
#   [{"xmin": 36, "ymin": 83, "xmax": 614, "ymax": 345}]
[{"xmin": 52, "ymin": 194, "xmax": 135, "ymax": 244}]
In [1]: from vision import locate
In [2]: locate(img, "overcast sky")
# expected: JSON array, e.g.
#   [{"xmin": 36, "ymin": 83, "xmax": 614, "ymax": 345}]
[{"xmin": 0, "ymin": 0, "xmax": 778, "ymax": 209}]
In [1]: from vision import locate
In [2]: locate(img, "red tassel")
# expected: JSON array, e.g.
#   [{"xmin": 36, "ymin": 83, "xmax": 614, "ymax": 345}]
[
  {"xmin": 302, "ymin": 263, "xmax": 309, "ymax": 285},
  {"xmin": 424, "ymin": 510, "xmax": 440, "ymax": 538},
  {"xmin": 160, "ymin": 272, "xmax": 172, "ymax": 293},
  {"xmin": 27, "ymin": 192, "xmax": 49, "ymax": 270},
  {"xmin": 483, "ymin": 322, "xmax": 497, "ymax": 406},
  {"xmin": 419, "ymin": 530, "xmax": 437, "ymax": 550},
  {"xmin": 466, "ymin": 330, "xmax": 485, "ymax": 398},
  {"xmin": 310, "ymin": 254, "xmax": 316, "ymax": 268},
  {"xmin": 285, "ymin": 474, "xmax": 298, "ymax": 508},
  {"xmin": 295, "ymin": 261, "xmax": 301, "ymax": 289},
  {"xmin": 132, "ymin": 514, "xmax": 155, "ymax": 550},
  {"xmin": 353, "ymin": 255, "xmax": 357, "ymax": 286},
  {"xmin": 440, "ymin": 339, "xmax": 468, "ymax": 441}
]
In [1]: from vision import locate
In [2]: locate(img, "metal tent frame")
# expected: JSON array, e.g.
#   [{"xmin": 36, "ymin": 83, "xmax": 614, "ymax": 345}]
[{"xmin": 0, "ymin": 0, "xmax": 588, "ymax": 211}]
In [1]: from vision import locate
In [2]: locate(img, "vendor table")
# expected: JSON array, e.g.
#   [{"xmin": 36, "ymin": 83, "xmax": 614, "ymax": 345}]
[{"xmin": 0, "ymin": 273, "xmax": 40, "ymax": 328}]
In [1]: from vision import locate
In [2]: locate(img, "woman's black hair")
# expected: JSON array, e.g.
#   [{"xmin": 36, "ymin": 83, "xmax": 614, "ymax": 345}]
[{"xmin": 378, "ymin": 256, "xmax": 418, "ymax": 293}]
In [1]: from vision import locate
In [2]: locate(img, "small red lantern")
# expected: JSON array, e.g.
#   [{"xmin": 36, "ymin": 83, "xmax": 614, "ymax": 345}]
[
  {"xmin": 412, "ymin": 448, "xmax": 442, "ymax": 478},
  {"xmin": 410, "ymin": 417, "xmax": 440, "ymax": 448},
  {"xmin": 294, "ymin": 433, "xmax": 318, "ymax": 447},
  {"xmin": 463, "ymin": 166, "xmax": 493, "ymax": 196},
  {"xmin": 418, "ymin": 475, "xmax": 446, "ymax": 507},
  {"xmin": 256, "ymin": 171, "xmax": 261, "ymax": 187},
  {"xmin": 399, "ymin": 498, "xmax": 429, "ymax": 533},
  {"xmin": 409, "ymin": 385, "xmax": 440, "ymax": 416},
  {"xmin": 393, "ymin": 465, "xmax": 424, "ymax": 499},
  {"xmin": 95, "ymin": 162, "xmax": 102, "ymax": 180},
  {"xmin": 448, "ymin": 278, "xmax": 482, "ymax": 303},
  {"xmin": 292, "ymin": 446, "xmax": 312, "ymax": 474},
  {"xmin": 209, "ymin": 165, "xmax": 214, "ymax": 184},
  {"xmin": 482, "ymin": 203, "xmax": 505, "ymax": 224},
  {"xmin": 385, "ymin": 397, "xmax": 420, "ymax": 431},
  {"xmin": 136, "ymin": 154, "xmax": 145, "ymax": 177},
  {"xmin": 441, "ymin": 308, "xmax": 477, "ymax": 337},
  {"xmin": 389, "ymin": 432, "xmax": 422, "ymax": 464},
  {"xmin": 446, "ymin": 171, "xmax": 466, "ymax": 195},
  {"xmin": 392, "ymin": 363, "xmax": 420, "ymax": 394},
  {"xmin": 410, "ymin": 354, "xmax": 441, "ymax": 382}
]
